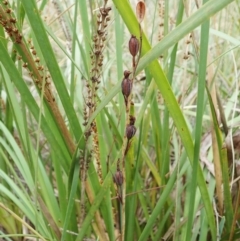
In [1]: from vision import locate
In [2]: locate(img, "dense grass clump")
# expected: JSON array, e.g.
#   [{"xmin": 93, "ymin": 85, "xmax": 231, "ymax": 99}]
[{"xmin": 0, "ymin": 0, "xmax": 239, "ymax": 240}]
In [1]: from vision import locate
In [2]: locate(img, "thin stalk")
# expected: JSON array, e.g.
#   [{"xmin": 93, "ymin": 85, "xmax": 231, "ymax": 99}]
[{"xmin": 120, "ymin": 23, "xmax": 143, "ymax": 240}]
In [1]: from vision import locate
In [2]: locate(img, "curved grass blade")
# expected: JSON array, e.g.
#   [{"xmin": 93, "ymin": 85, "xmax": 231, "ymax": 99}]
[{"xmin": 185, "ymin": 3, "xmax": 210, "ymax": 239}]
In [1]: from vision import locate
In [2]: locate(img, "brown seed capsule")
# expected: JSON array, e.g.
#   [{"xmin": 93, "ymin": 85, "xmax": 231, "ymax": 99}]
[
  {"xmin": 113, "ymin": 170, "xmax": 123, "ymax": 186},
  {"xmin": 122, "ymin": 77, "xmax": 132, "ymax": 98},
  {"xmin": 129, "ymin": 35, "xmax": 139, "ymax": 57},
  {"xmin": 121, "ymin": 70, "xmax": 132, "ymax": 100},
  {"xmin": 126, "ymin": 125, "xmax": 136, "ymax": 140},
  {"xmin": 136, "ymin": 1, "xmax": 146, "ymax": 23}
]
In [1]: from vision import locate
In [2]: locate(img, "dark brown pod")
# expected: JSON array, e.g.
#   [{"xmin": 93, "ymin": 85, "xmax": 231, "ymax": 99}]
[
  {"xmin": 122, "ymin": 70, "xmax": 132, "ymax": 98},
  {"xmin": 113, "ymin": 170, "xmax": 123, "ymax": 186},
  {"xmin": 129, "ymin": 35, "xmax": 139, "ymax": 57},
  {"xmin": 126, "ymin": 125, "xmax": 136, "ymax": 140}
]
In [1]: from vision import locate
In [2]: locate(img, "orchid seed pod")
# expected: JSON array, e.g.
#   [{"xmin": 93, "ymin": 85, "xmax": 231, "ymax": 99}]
[
  {"xmin": 126, "ymin": 125, "xmax": 136, "ymax": 140},
  {"xmin": 129, "ymin": 35, "xmax": 139, "ymax": 57}
]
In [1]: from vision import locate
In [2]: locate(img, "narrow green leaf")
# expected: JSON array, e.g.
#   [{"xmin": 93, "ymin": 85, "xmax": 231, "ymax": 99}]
[
  {"xmin": 61, "ymin": 158, "xmax": 80, "ymax": 241},
  {"xmin": 185, "ymin": 1, "xmax": 210, "ymax": 239}
]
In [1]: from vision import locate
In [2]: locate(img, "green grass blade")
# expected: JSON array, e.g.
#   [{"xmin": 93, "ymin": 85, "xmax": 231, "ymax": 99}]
[
  {"xmin": 185, "ymin": 2, "xmax": 210, "ymax": 239},
  {"xmin": 78, "ymin": 0, "xmax": 91, "ymax": 75},
  {"xmin": 61, "ymin": 158, "xmax": 80, "ymax": 241},
  {"xmin": 162, "ymin": 0, "xmax": 184, "ymax": 183}
]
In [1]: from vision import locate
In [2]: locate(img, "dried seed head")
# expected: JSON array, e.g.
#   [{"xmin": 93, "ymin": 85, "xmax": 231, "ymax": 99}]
[
  {"xmin": 12, "ymin": 28, "xmax": 18, "ymax": 34},
  {"xmin": 93, "ymin": 35, "xmax": 98, "ymax": 42},
  {"xmin": 10, "ymin": 18, "xmax": 16, "ymax": 24},
  {"xmin": 113, "ymin": 170, "xmax": 123, "ymax": 186},
  {"xmin": 2, "ymin": 20, "xmax": 7, "ymax": 26},
  {"xmin": 6, "ymin": 8, "xmax": 12, "ymax": 14},
  {"xmin": 126, "ymin": 125, "xmax": 136, "ymax": 140},
  {"xmin": 136, "ymin": 1, "xmax": 146, "ymax": 23},
  {"xmin": 129, "ymin": 35, "xmax": 139, "ymax": 57},
  {"xmin": 97, "ymin": 29, "xmax": 104, "ymax": 36}
]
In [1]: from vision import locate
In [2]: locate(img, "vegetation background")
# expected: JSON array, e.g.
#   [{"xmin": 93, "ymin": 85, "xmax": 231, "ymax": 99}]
[{"xmin": 0, "ymin": 0, "xmax": 239, "ymax": 240}]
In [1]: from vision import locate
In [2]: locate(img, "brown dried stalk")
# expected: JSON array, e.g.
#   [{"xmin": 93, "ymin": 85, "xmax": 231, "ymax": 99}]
[{"xmin": 80, "ymin": 1, "xmax": 112, "ymax": 236}]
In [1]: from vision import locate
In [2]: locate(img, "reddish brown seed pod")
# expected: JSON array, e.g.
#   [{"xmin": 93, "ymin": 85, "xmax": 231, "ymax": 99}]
[
  {"xmin": 113, "ymin": 170, "xmax": 123, "ymax": 186},
  {"xmin": 126, "ymin": 125, "xmax": 136, "ymax": 140},
  {"xmin": 129, "ymin": 35, "xmax": 139, "ymax": 57},
  {"xmin": 136, "ymin": 0, "xmax": 146, "ymax": 23},
  {"xmin": 122, "ymin": 71, "xmax": 132, "ymax": 100}
]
